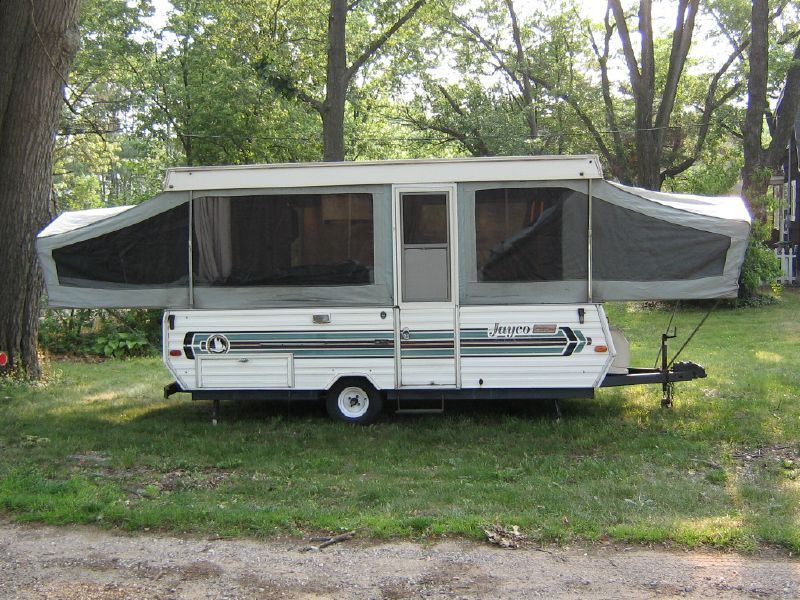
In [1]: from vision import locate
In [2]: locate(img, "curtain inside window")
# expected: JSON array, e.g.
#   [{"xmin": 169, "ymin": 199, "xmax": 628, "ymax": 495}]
[{"xmin": 194, "ymin": 196, "xmax": 232, "ymax": 284}]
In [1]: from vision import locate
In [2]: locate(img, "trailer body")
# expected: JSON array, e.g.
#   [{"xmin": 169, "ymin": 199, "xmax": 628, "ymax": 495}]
[{"xmin": 37, "ymin": 156, "xmax": 750, "ymax": 421}]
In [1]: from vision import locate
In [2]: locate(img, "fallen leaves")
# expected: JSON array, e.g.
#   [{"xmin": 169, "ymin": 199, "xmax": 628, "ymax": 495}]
[{"xmin": 484, "ymin": 524, "xmax": 526, "ymax": 549}]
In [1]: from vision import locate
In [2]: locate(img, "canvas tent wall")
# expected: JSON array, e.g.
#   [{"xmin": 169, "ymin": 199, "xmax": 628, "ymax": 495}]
[
  {"xmin": 37, "ymin": 156, "xmax": 750, "ymax": 308},
  {"xmin": 590, "ymin": 181, "xmax": 749, "ymax": 300},
  {"xmin": 38, "ymin": 186, "xmax": 394, "ymax": 309}
]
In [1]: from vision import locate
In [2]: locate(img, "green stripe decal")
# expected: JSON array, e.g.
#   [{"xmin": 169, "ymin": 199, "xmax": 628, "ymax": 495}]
[
  {"xmin": 400, "ymin": 349, "xmax": 455, "ymax": 358},
  {"xmin": 193, "ymin": 331, "xmax": 394, "ymax": 342}
]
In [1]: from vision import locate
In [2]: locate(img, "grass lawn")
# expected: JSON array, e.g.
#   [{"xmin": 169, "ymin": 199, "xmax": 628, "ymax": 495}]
[{"xmin": 1, "ymin": 291, "xmax": 798, "ymax": 551}]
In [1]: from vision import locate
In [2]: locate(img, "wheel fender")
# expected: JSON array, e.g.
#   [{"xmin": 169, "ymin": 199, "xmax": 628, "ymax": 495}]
[{"xmin": 323, "ymin": 372, "xmax": 382, "ymax": 391}]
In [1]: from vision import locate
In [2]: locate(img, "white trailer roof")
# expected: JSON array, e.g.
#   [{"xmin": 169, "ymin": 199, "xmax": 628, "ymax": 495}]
[{"xmin": 163, "ymin": 155, "xmax": 604, "ymax": 192}]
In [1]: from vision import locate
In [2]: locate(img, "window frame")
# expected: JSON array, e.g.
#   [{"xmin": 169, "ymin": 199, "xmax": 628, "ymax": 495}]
[
  {"xmin": 457, "ymin": 180, "xmax": 591, "ymax": 305},
  {"xmin": 188, "ymin": 184, "xmax": 394, "ymax": 308}
]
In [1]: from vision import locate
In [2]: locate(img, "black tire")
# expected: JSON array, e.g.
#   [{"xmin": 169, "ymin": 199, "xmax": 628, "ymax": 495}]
[{"xmin": 325, "ymin": 378, "xmax": 383, "ymax": 424}]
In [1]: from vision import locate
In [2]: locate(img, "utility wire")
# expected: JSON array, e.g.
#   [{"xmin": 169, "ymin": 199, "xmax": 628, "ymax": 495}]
[{"xmin": 135, "ymin": 117, "xmax": 734, "ymax": 143}]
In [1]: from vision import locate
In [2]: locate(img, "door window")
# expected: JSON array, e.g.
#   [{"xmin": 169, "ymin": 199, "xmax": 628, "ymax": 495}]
[{"xmin": 400, "ymin": 192, "xmax": 450, "ymax": 302}]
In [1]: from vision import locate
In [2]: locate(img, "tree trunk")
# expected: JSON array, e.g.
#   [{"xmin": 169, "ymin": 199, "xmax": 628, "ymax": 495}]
[
  {"xmin": 323, "ymin": 0, "xmax": 348, "ymax": 162},
  {"xmin": 609, "ymin": 0, "xmax": 699, "ymax": 191},
  {"xmin": 0, "ymin": 0, "xmax": 81, "ymax": 378},
  {"xmin": 741, "ymin": 0, "xmax": 770, "ymax": 219},
  {"xmin": 268, "ymin": 0, "xmax": 424, "ymax": 161},
  {"xmin": 741, "ymin": 0, "xmax": 800, "ymax": 224},
  {"xmin": 635, "ymin": 128, "xmax": 662, "ymax": 191}
]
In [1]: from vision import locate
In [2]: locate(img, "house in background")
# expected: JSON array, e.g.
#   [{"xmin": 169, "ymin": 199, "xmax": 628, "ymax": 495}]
[
  {"xmin": 770, "ymin": 104, "xmax": 799, "ymax": 284},
  {"xmin": 772, "ymin": 111, "xmax": 799, "ymax": 245}
]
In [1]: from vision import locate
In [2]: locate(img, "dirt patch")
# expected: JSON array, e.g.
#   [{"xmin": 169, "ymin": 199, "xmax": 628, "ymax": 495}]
[
  {"xmin": 68, "ymin": 451, "xmax": 111, "ymax": 466},
  {"xmin": 178, "ymin": 559, "xmax": 225, "ymax": 581},
  {"xmin": 157, "ymin": 468, "xmax": 231, "ymax": 492},
  {"xmin": 68, "ymin": 462, "xmax": 233, "ymax": 498},
  {"xmin": 33, "ymin": 581, "xmax": 152, "ymax": 600},
  {"xmin": 1, "ymin": 520, "xmax": 798, "ymax": 599},
  {"xmin": 733, "ymin": 445, "xmax": 800, "ymax": 481}
]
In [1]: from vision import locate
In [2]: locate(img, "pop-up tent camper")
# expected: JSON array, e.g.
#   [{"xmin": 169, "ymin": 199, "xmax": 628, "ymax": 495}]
[{"xmin": 37, "ymin": 156, "xmax": 751, "ymax": 422}]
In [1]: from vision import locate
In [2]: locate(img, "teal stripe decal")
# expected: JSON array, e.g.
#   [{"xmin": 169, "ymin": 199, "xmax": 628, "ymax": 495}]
[
  {"xmin": 193, "ymin": 331, "xmax": 394, "ymax": 342},
  {"xmin": 461, "ymin": 347, "xmax": 564, "ymax": 356},
  {"xmin": 400, "ymin": 348, "xmax": 455, "ymax": 358}
]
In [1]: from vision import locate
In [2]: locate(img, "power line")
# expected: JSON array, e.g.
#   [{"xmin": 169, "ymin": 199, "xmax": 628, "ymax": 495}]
[{"xmin": 146, "ymin": 117, "xmax": 735, "ymax": 144}]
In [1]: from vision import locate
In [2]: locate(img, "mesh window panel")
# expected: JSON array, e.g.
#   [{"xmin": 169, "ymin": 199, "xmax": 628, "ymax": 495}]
[
  {"xmin": 475, "ymin": 187, "xmax": 586, "ymax": 282},
  {"xmin": 593, "ymin": 200, "xmax": 730, "ymax": 280},
  {"xmin": 402, "ymin": 194, "xmax": 448, "ymax": 244},
  {"xmin": 193, "ymin": 194, "xmax": 374, "ymax": 286},
  {"xmin": 53, "ymin": 204, "xmax": 189, "ymax": 286}
]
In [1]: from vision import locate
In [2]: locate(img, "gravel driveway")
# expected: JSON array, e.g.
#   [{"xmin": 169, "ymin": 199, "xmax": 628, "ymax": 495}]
[{"xmin": 1, "ymin": 520, "xmax": 798, "ymax": 599}]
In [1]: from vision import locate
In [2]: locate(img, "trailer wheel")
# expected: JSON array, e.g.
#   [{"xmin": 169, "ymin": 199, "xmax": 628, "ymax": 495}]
[{"xmin": 326, "ymin": 378, "xmax": 382, "ymax": 424}]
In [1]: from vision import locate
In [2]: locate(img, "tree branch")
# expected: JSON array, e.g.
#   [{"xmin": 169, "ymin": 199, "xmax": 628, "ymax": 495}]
[
  {"xmin": 526, "ymin": 72, "xmax": 627, "ymax": 180},
  {"xmin": 638, "ymin": 0, "xmax": 655, "ymax": 99},
  {"xmin": 743, "ymin": 0, "xmax": 770, "ymax": 176},
  {"xmin": 608, "ymin": 0, "xmax": 641, "ymax": 95},
  {"xmin": 654, "ymin": 0, "xmax": 700, "ymax": 160},
  {"xmin": 777, "ymin": 28, "xmax": 800, "ymax": 46},
  {"xmin": 257, "ymin": 63, "xmax": 324, "ymax": 113},
  {"xmin": 455, "ymin": 17, "xmax": 525, "ymax": 94},
  {"xmin": 437, "ymin": 84, "xmax": 466, "ymax": 117},
  {"xmin": 399, "ymin": 104, "xmax": 491, "ymax": 156},
  {"xmin": 346, "ymin": 0, "xmax": 426, "ymax": 81},
  {"xmin": 588, "ymin": 8, "xmax": 625, "ymax": 165},
  {"xmin": 659, "ymin": 38, "xmax": 746, "ymax": 181},
  {"xmin": 654, "ymin": 0, "xmax": 698, "ymax": 132},
  {"xmin": 719, "ymin": 120, "xmax": 744, "ymax": 140},
  {"xmin": 504, "ymin": 0, "xmax": 537, "ymax": 139}
]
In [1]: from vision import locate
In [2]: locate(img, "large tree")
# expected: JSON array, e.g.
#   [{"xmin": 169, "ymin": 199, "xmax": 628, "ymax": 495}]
[
  {"xmin": 53, "ymin": 0, "xmax": 166, "ymax": 212},
  {"xmin": 257, "ymin": 0, "xmax": 428, "ymax": 161},
  {"xmin": 401, "ymin": 0, "xmax": 597, "ymax": 158},
  {"xmin": 0, "ymin": 0, "xmax": 82, "ymax": 378},
  {"xmin": 408, "ymin": 0, "xmax": 745, "ymax": 190},
  {"xmin": 603, "ymin": 0, "xmax": 701, "ymax": 189},
  {"xmin": 741, "ymin": 0, "xmax": 800, "ymax": 220}
]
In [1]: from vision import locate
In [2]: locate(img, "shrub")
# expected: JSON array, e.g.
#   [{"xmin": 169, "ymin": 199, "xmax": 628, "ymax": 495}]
[
  {"xmin": 38, "ymin": 308, "xmax": 161, "ymax": 358},
  {"xmin": 739, "ymin": 234, "xmax": 782, "ymax": 300}
]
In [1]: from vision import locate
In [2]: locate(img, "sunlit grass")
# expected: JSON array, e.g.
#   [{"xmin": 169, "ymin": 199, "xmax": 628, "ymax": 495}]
[{"xmin": 1, "ymin": 290, "xmax": 798, "ymax": 551}]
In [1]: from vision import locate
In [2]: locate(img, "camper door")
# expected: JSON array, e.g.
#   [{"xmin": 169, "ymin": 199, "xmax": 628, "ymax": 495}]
[{"xmin": 393, "ymin": 185, "xmax": 459, "ymax": 387}]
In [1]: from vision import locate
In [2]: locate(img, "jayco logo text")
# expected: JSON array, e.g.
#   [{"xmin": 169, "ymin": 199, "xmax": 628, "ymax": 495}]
[{"xmin": 487, "ymin": 323, "xmax": 557, "ymax": 338}]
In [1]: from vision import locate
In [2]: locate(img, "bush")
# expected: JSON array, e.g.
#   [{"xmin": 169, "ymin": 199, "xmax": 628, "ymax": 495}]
[
  {"xmin": 38, "ymin": 308, "xmax": 161, "ymax": 358},
  {"xmin": 91, "ymin": 331, "xmax": 151, "ymax": 358},
  {"xmin": 739, "ymin": 234, "xmax": 782, "ymax": 300}
]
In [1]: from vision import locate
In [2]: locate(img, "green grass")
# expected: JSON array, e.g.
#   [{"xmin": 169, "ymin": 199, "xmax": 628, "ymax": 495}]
[{"xmin": 1, "ymin": 291, "xmax": 799, "ymax": 551}]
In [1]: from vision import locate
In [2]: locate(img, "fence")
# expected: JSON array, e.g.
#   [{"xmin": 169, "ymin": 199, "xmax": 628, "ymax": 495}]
[{"xmin": 775, "ymin": 247, "xmax": 797, "ymax": 284}]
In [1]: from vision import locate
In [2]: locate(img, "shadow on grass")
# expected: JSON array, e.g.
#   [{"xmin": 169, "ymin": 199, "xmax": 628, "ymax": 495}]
[
  {"xmin": 3, "ymin": 290, "xmax": 799, "ymax": 550},
  {"xmin": 185, "ymin": 392, "xmax": 626, "ymax": 425}
]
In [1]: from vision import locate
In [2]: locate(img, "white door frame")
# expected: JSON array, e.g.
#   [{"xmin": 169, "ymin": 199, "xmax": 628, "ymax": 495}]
[{"xmin": 392, "ymin": 183, "xmax": 460, "ymax": 387}]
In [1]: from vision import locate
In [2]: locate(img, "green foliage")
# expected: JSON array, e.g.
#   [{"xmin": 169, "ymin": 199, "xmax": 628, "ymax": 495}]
[
  {"xmin": 53, "ymin": 0, "xmax": 162, "ymax": 212},
  {"xmin": 740, "ymin": 236, "xmax": 783, "ymax": 299},
  {"xmin": 38, "ymin": 309, "xmax": 160, "ymax": 358},
  {"xmin": 402, "ymin": 0, "xmax": 600, "ymax": 158},
  {"xmin": 55, "ymin": 0, "xmax": 797, "ymax": 193},
  {"xmin": 37, "ymin": 309, "xmax": 95, "ymax": 355},
  {"xmin": 664, "ymin": 133, "xmax": 743, "ymax": 196},
  {"xmin": 93, "ymin": 332, "xmax": 151, "ymax": 359}
]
